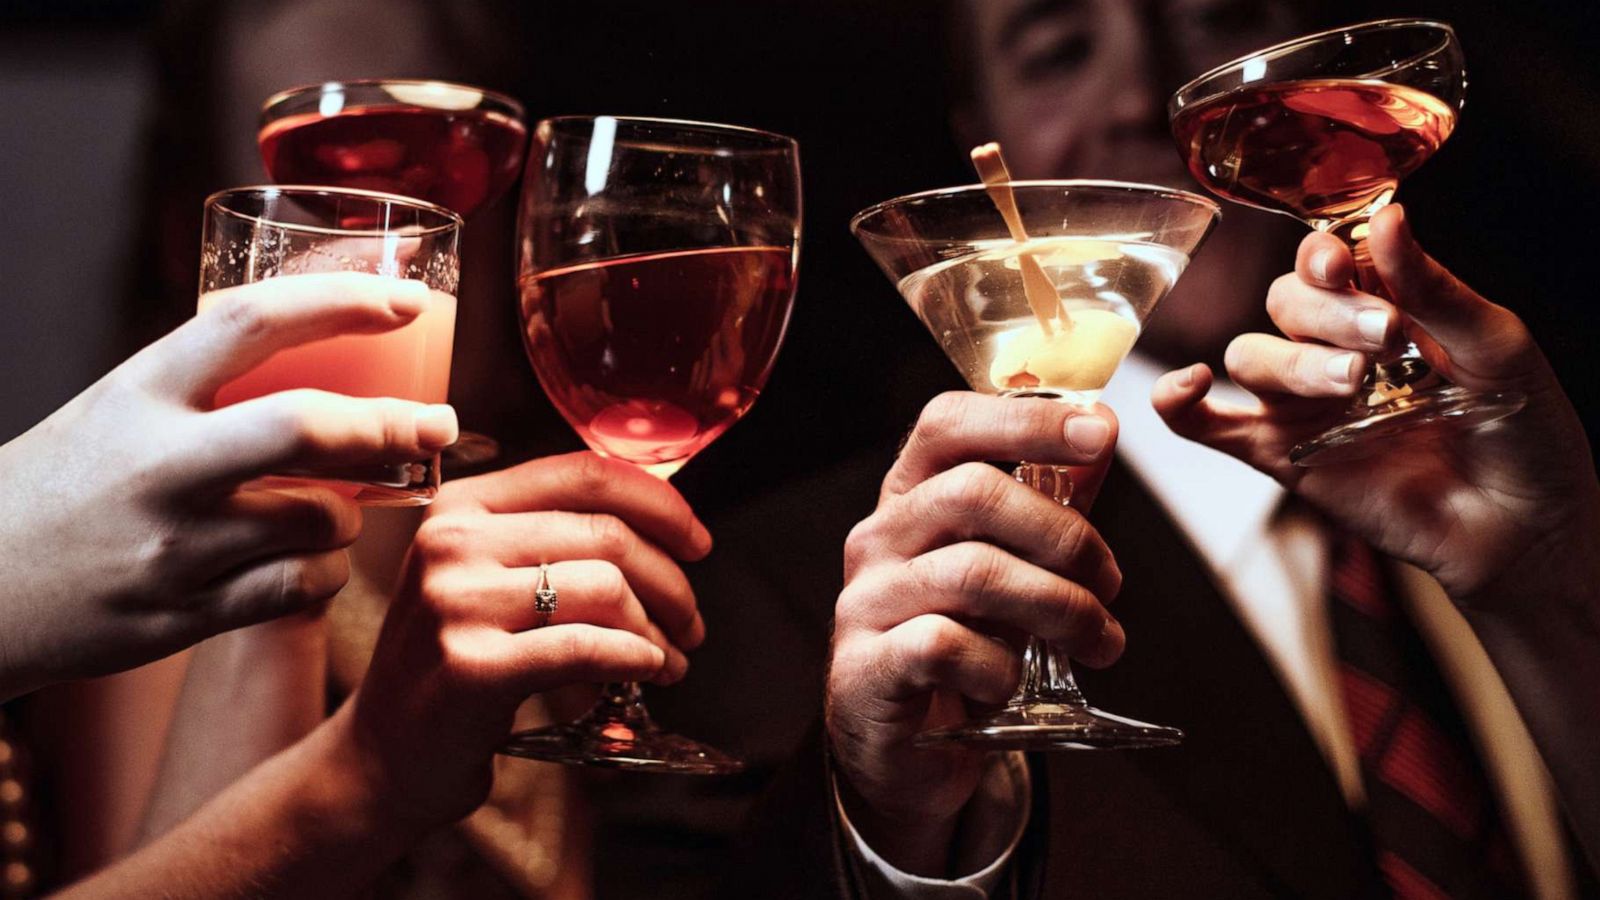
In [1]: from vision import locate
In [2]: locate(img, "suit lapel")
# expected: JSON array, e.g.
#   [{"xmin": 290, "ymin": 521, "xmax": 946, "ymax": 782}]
[{"xmin": 1040, "ymin": 461, "xmax": 1383, "ymax": 899}]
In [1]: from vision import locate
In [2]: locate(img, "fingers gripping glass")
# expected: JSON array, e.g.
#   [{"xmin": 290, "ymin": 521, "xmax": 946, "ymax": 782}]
[
  {"xmin": 852, "ymin": 181, "xmax": 1218, "ymax": 750},
  {"xmin": 498, "ymin": 116, "xmax": 801, "ymax": 774},
  {"xmin": 199, "ymin": 186, "xmax": 461, "ymax": 506},
  {"xmin": 1169, "ymin": 19, "xmax": 1525, "ymax": 466}
]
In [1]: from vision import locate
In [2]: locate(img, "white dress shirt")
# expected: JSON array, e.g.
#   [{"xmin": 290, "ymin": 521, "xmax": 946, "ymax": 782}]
[{"xmin": 837, "ymin": 353, "xmax": 1573, "ymax": 898}]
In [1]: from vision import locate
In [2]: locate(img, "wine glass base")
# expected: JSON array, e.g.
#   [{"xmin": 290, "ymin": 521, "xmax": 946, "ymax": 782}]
[
  {"xmin": 498, "ymin": 721, "xmax": 745, "ymax": 775},
  {"xmin": 1290, "ymin": 384, "xmax": 1527, "ymax": 467},
  {"xmin": 912, "ymin": 701, "xmax": 1183, "ymax": 751}
]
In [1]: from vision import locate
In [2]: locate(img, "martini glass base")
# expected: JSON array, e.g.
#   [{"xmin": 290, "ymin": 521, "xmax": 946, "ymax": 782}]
[
  {"xmin": 499, "ymin": 719, "xmax": 745, "ymax": 775},
  {"xmin": 1291, "ymin": 384, "xmax": 1526, "ymax": 467},
  {"xmin": 913, "ymin": 701, "xmax": 1184, "ymax": 751}
]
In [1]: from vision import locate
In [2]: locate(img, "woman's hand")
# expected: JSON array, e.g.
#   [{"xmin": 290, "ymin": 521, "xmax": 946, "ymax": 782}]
[
  {"xmin": 0, "ymin": 273, "xmax": 459, "ymax": 699},
  {"xmin": 344, "ymin": 451, "xmax": 711, "ymax": 827}
]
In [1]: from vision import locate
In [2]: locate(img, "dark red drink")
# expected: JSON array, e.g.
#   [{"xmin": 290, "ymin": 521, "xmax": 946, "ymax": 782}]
[
  {"xmin": 519, "ymin": 245, "xmax": 795, "ymax": 475},
  {"xmin": 1171, "ymin": 78, "xmax": 1456, "ymax": 225},
  {"xmin": 259, "ymin": 105, "xmax": 527, "ymax": 218}
]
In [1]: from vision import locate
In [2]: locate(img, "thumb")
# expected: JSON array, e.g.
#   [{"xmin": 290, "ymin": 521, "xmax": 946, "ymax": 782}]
[{"xmin": 1370, "ymin": 205, "xmax": 1540, "ymax": 385}]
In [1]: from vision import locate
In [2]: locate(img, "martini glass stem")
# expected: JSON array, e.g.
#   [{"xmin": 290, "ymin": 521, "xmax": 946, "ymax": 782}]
[
  {"xmin": 1011, "ymin": 461, "xmax": 1090, "ymax": 708},
  {"xmin": 1019, "ymin": 637, "xmax": 1090, "ymax": 705}
]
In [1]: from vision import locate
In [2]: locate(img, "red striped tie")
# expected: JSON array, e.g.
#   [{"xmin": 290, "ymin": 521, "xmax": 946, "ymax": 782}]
[{"xmin": 1329, "ymin": 533, "xmax": 1525, "ymax": 899}]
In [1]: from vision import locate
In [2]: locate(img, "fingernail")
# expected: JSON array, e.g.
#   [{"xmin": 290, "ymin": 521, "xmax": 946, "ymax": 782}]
[
  {"xmin": 415, "ymin": 404, "xmax": 459, "ymax": 447},
  {"xmin": 1356, "ymin": 309, "xmax": 1389, "ymax": 346},
  {"xmin": 1176, "ymin": 366, "xmax": 1196, "ymax": 389},
  {"xmin": 1064, "ymin": 415, "xmax": 1111, "ymax": 454},
  {"xmin": 1088, "ymin": 618, "xmax": 1126, "ymax": 668},
  {"xmin": 1324, "ymin": 352, "xmax": 1360, "ymax": 386},
  {"xmin": 389, "ymin": 280, "xmax": 431, "ymax": 316},
  {"xmin": 1310, "ymin": 249, "xmax": 1335, "ymax": 285}
]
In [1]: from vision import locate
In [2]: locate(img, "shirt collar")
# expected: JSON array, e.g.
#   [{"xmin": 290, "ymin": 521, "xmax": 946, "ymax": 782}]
[{"xmin": 1100, "ymin": 352, "xmax": 1286, "ymax": 571}]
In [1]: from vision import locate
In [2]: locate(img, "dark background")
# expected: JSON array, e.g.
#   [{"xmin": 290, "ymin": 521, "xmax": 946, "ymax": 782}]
[
  {"xmin": 5, "ymin": 0, "xmax": 1596, "ymax": 466},
  {"xmin": 2, "ymin": 1, "xmax": 1597, "ymax": 894}
]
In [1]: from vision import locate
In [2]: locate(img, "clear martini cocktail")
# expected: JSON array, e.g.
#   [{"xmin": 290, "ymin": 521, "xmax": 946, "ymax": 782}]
[{"xmin": 853, "ymin": 180, "xmax": 1218, "ymax": 750}]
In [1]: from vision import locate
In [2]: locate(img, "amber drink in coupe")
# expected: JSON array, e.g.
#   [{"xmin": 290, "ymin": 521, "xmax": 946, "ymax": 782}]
[
  {"xmin": 1171, "ymin": 79, "xmax": 1456, "ymax": 226},
  {"xmin": 520, "ymin": 245, "xmax": 794, "ymax": 476},
  {"xmin": 200, "ymin": 186, "xmax": 461, "ymax": 506},
  {"xmin": 1168, "ymin": 19, "xmax": 1524, "ymax": 465}
]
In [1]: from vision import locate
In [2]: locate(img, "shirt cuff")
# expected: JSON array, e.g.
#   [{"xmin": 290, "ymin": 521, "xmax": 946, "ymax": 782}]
[{"xmin": 833, "ymin": 752, "xmax": 1032, "ymax": 899}]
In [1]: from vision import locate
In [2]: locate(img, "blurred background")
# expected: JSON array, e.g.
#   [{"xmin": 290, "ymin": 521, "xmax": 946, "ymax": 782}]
[{"xmin": 3, "ymin": 0, "xmax": 1598, "ymax": 896}]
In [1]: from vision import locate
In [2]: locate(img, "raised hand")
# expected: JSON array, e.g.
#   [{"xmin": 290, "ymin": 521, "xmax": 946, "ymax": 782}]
[
  {"xmin": 0, "ymin": 273, "xmax": 458, "ymax": 698},
  {"xmin": 1152, "ymin": 204, "xmax": 1600, "ymax": 608},
  {"xmin": 827, "ymin": 392, "xmax": 1122, "ymax": 876}
]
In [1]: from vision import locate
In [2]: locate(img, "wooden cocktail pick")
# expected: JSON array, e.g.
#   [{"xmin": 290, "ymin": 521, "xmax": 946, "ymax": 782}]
[{"xmin": 970, "ymin": 142, "xmax": 1066, "ymax": 335}]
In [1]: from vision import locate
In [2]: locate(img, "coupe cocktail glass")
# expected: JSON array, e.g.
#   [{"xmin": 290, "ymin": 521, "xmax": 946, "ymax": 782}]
[{"xmin": 1169, "ymin": 19, "xmax": 1524, "ymax": 465}]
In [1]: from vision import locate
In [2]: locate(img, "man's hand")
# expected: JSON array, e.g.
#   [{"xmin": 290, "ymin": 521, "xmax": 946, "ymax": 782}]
[
  {"xmin": 827, "ymin": 392, "xmax": 1123, "ymax": 877},
  {"xmin": 1153, "ymin": 204, "xmax": 1600, "ymax": 610}
]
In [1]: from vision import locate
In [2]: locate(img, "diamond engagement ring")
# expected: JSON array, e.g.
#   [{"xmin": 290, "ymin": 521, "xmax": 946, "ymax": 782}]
[{"xmin": 534, "ymin": 563, "xmax": 558, "ymax": 627}]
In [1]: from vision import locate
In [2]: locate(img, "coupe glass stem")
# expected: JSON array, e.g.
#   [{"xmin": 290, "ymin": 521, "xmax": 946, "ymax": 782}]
[
  {"xmin": 1011, "ymin": 461, "xmax": 1090, "ymax": 709},
  {"xmin": 1328, "ymin": 219, "xmax": 1444, "ymax": 405}
]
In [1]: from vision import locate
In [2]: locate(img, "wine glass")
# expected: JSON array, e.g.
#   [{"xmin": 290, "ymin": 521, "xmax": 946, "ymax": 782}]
[
  {"xmin": 200, "ymin": 185, "xmax": 461, "ymax": 505},
  {"xmin": 500, "ymin": 116, "xmax": 801, "ymax": 773},
  {"xmin": 851, "ymin": 180, "xmax": 1218, "ymax": 749},
  {"xmin": 259, "ymin": 78, "xmax": 529, "ymax": 466},
  {"xmin": 1169, "ymin": 18, "xmax": 1525, "ymax": 466}
]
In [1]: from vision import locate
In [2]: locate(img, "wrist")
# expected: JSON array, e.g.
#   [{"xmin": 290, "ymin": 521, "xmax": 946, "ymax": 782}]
[
  {"xmin": 297, "ymin": 704, "xmax": 437, "ymax": 851},
  {"xmin": 836, "ymin": 768, "xmax": 964, "ymax": 878}
]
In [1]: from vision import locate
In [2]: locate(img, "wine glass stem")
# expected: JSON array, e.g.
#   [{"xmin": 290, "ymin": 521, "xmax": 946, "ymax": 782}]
[
  {"xmin": 592, "ymin": 681, "xmax": 652, "ymax": 726},
  {"xmin": 1011, "ymin": 461, "xmax": 1090, "ymax": 709}
]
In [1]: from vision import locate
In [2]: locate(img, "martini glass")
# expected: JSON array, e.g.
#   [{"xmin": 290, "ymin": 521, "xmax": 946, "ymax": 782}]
[
  {"xmin": 499, "ymin": 116, "xmax": 800, "ymax": 773},
  {"xmin": 851, "ymin": 180, "xmax": 1217, "ymax": 749},
  {"xmin": 1169, "ymin": 19, "xmax": 1525, "ymax": 466},
  {"xmin": 260, "ymin": 79, "xmax": 529, "ymax": 467}
]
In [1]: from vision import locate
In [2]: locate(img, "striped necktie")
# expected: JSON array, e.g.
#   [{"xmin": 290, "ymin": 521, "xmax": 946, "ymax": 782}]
[{"xmin": 1329, "ymin": 532, "xmax": 1525, "ymax": 899}]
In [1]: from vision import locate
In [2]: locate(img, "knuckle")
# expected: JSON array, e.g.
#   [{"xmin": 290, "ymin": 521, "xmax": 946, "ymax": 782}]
[
  {"xmin": 591, "ymin": 564, "xmax": 630, "ymax": 615},
  {"xmin": 585, "ymin": 513, "xmax": 632, "ymax": 558},
  {"xmin": 216, "ymin": 295, "xmax": 273, "ymax": 342},
  {"xmin": 901, "ymin": 617, "xmax": 966, "ymax": 677},
  {"xmin": 552, "ymin": 627, "xmax": 602, "ymax": 667},
  {"xmin": 915, "ymin": 391, "xmax": 972, "ymax": 442},
  {"xmin": 567, "ymin": 452, "xmax": 616, "ymax": 495},
  {"xmin": 415, "ymin": 514, "xmax": 474, "ymax": 561},
  {"xmin": 1046, "ymin": 507, "xmax": 1092, "ymax": 559},
  {"xmin": 938, "ymin": 542, "xmax": 1004, "ymax": 599},
  {"xmin": 936, "ymin": 463, "xmax": 1006, "ymax": 517}
]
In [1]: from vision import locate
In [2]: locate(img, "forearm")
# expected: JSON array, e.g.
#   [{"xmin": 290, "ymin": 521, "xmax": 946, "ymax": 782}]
[
  {"xmin": 1463, "ymin": 526, "xmax": 1600, "ymax": 874},
  {"xmin": 140, "ymin": 613, "xmax": 328, "ymax": 843},
  {"xmin": 61, "ymin": 705, "xmax": 426, "ymax": 900}
]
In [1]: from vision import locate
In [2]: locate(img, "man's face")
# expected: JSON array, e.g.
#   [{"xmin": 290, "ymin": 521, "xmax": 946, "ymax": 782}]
[
  {"xmin": 959, "ymin": 0, "xmax": 1305, "ymax": 365},
  {"xmin": 963, "ymin": 0, "xmax": 1299, "ymax": 184}
]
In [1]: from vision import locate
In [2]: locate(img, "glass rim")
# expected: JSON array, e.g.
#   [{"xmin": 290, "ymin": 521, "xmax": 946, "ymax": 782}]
[
  {"xmin": 1168, "ymin": 17, "xmax": 1458, "ymax": 115},
  {"xmin": 849, "ymin": 179, "xmax": 1221, "ymax": 236},
  {"xmin": 535, "ymin": 114, "xmax": 799, "ymax": 152},
  {"xmin": 204, "ymin": 185, "xmax": 464, "ymax": 238},
  {"xmin": 260, "ymin": 77, "xmax": 526, "ymax": 124}
]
